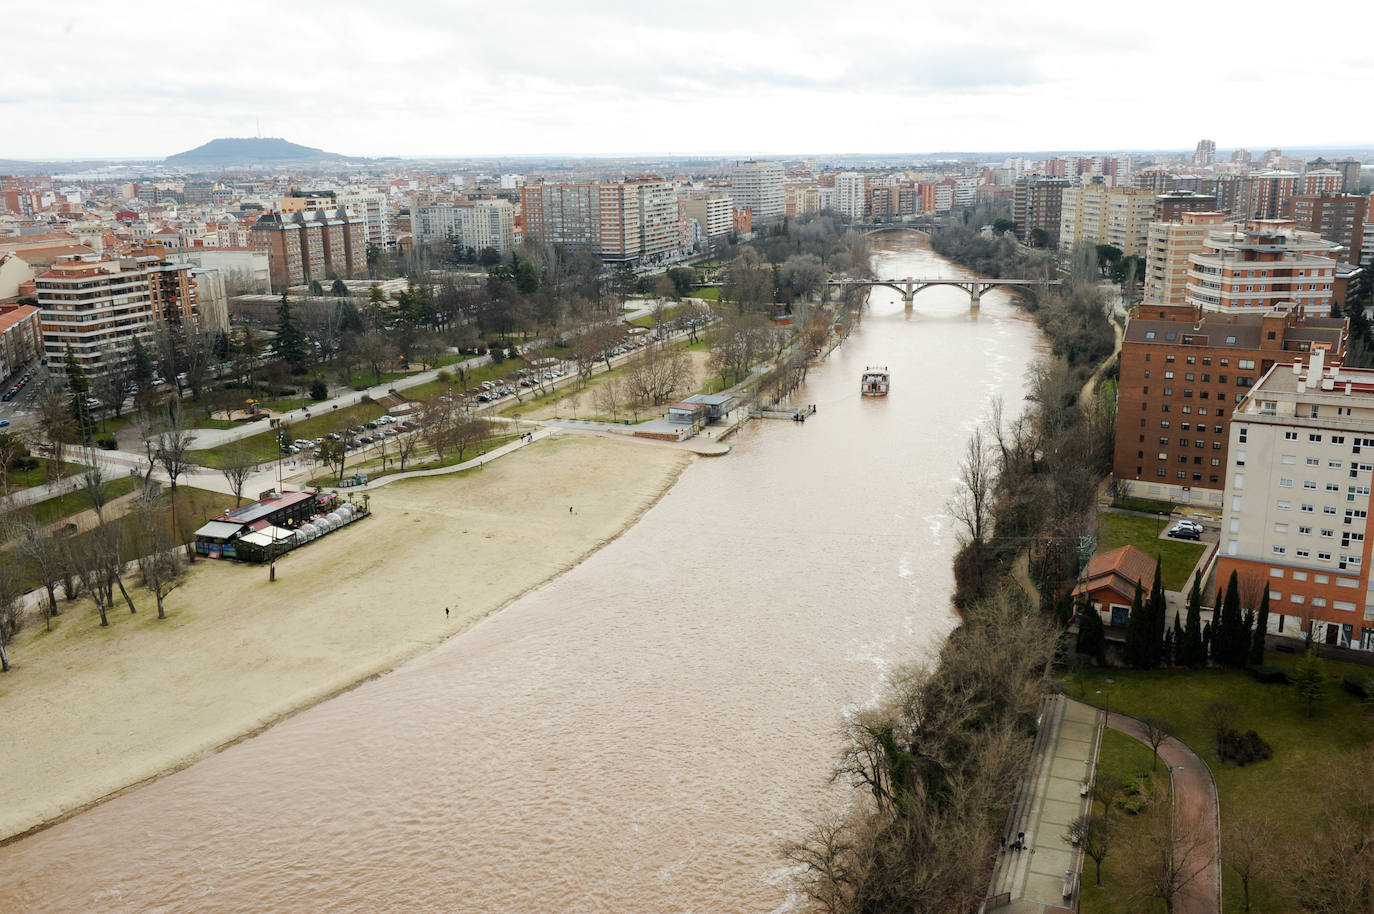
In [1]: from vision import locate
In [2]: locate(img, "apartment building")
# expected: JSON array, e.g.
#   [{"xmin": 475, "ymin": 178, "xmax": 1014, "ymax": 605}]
[
  {"xmin": 35, "ymin": 247, "xmax": 201, "ymax": 381},
  {"xmin": 783, "ymin": 184, "xmax": 821, "ymax": 218},
  {"xmin": 1114, "ymin": 303, "xmax": 1346, "ymax": 508},
  {"xmin": 249, "ymin": 209, "xmax": 367, "ymax": 289},
  {"xmin": 1289, "ymin": 194, "xmax": 1368, "ymax": 265},
  {"xmin": 414, "ymin": 200, "xmax": 515, "ymax": 255},
  {"xmin": 1248, "ymin": 171, "xmax": 1299, "ymax": 220},
  {"xmin": 835, "ymin": 172, "xmax": 866, "ymax": 220},
  {"xmin": 1301, "ymin": 169, "xmax": 1344, "ymax": 198},
  {"xmin": 1155, "ymin": 191, "xmax": 1218, "ymax": 223},
  {"xmin": 682, "ymin": 192, "xmax": 734, "ymax": 240},
  {"xmin": 1218, "ymin": 349, "xmax": 1374, "ymax": 649},
  {"xmin": 1058, "ymin": 182, "xmax": 1155, "ymax": 256},
  {"xmin": 1012, "ymin": 177, "xmax": 1069, "ymax": 246},
  {"xmin": 730, "ymin": 161, "xmax": 784, "ymax": 224},
  {"xmin": 1186, "ymin": 220, "xmax": 1338, "ymax": 313},
  {"xmin": 1144, "ymin": 212, "xmax": 1237, "ymax": 306},
  {"xmin": 0, "ymin": 304, "xmax": 42, "ymax": 383},
  {"xmin": 520, "ymin": 180, "xmax": 681, "ymax": 263},
  {"xmin": 335, "ymin": 188, "xmax": 393, "ymax": 248}
]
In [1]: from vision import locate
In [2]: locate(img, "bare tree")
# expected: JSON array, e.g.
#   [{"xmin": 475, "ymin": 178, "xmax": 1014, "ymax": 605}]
[
  {"xmin": 1224, "ymin": 812, "xmax": 1276, "ymax": 912},
  {"xmin": 1139, "ymin": 716, "xmax": 1174, "ymax": 772},
  {"xmin": 1066, "ymin": 813, "xmax": 1114, "ymax": 886},
  {"xmin": 355, "ymin": 330, "xmax": 395, "ymax": 385},
  {"xmin": 949, "ymin": 427, "xmax": 996, "ymax": 556},
  {"xmin": 1124, "ymin": 780, "xmax": 1214, "ymax": 914},
  {"xmin": 78, "ymin": 452, "xmax": 112, "ymax": 523},
  {"xmin": 5, "ymin": 513, "xmax": 63, "ymax": 628},
  {"xmin": 135, "ymin": 498, "xmax": 184, "ymax": 620},
  {"xmin": 152, "ymin": 402, "xmax": 198, "ymax": 553},
  {"xmin": 624, "ymin": 345, "xmax": 692, "ymax": 408},
  {"xmin": 452, "ymin": 413, "xmax": 491, "ymax": 463},
  {"xmin": 595, "ymin": 378, "xmax": 625, "ymax": 421},
  {"xmin": 0, "ymin": 554, "xmax": 22, "ymax": 671},
  {"xmin": 395, "ymin": 428, "xmax": 420, "ymax": 472},
  {"xmin": 1288, "ymin": 753, "xmax": 1374, "ymax": 914},
  {"xmin": 219, "ymin": 441, "xmax": 257, "ymax": 507},
  {"xmin": 0, "ymin": 429, "xmax": 26, "ymax": 496},
  {"xmin": 420, "ymin": 397, "xmax": 459, "ymax": 463}
]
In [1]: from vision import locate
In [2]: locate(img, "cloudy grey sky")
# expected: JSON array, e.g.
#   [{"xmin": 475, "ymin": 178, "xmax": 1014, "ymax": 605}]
[{"xmin": 4, "ymin": 0, "xmax": 1371, "ymax": 160}]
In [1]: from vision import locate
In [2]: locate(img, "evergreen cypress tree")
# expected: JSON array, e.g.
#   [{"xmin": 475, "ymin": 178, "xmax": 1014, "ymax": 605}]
[
  {"xmin": 63, "ymin": 343, "xmax": 94, "ymax": 443},
  {"xmin": 1249, "ymin": 588, "xmax": 1270, "ymax": 666},
  {"xmin": 1125, "ymin": 582, "xmax": 1149, "ymax": 668},
  {"xmin": 1163, "ymin": 625, "xmax": 1175, "ymax": 667},
  {"xmin": 1149, "ymin": 560, "xmax": 1167, "ymax": 668},
  {"xmin": 276, "ymin": 293, "xmax": 307, "ymax": 373},
  {"xmin": 1216, "ymin": 571, "xmax": 1242, "ymax": 667},
  {"xmin": 1184, "ymin": 572, "xmax": 1205, "ymax": 667},
  {"xmin": 1076, "ymin": 600, "xmax": 1107, "ymax": 666}
]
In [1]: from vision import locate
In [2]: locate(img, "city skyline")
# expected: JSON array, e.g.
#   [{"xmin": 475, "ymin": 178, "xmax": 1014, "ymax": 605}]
[{"xmin": 5, "ymin": 0, "xmax": 1371, "ymax": 161}]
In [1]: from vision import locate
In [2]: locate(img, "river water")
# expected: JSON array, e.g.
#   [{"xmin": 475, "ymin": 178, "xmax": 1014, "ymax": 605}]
[{"xmin": 0, "ymin": 232, "xmax": 1044, "ymax": 913}]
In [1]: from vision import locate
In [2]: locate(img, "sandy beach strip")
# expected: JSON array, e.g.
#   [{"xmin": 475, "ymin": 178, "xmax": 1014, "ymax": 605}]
[{"xmin": 0, "ymin": 433, "xmax": 691, "ymax": 841}]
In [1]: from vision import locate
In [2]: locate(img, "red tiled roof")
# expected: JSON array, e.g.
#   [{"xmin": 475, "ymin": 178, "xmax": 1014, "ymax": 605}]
[
  {"xmin": 0, "ymin": 304, "xmax": 39, "ymax": 333},
  {"xmin": 1072, "ymin": 545, "xmax": 1158, "ymax": 602}
]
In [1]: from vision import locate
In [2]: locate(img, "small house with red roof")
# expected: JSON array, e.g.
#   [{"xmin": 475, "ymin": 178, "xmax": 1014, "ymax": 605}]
[{"xmin": 1071, "ymin": 545, "xmax": 1158, "ymax": 628}]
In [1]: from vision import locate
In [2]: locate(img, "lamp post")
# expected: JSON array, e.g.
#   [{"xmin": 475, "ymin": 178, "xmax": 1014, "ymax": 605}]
[{"xmin": 1096, "ymin": 677, "xmax": 1115, "ymax": 724}]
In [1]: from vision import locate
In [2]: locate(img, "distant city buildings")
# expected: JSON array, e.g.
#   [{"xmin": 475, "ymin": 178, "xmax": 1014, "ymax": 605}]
[
  {"xmin": 1058, "ymin": 181, "xmax": 1155, "ymax": 256},
  {"xmin": 520, "ymin": 178, "xmax": 683, "ymax": 264},
  {"xmin": 1185, "ymin": 220, "xmax": 1338, "ymax": 314},
  {"xmin": 1013, "ymin": 176, "xmax": 1069, "ymax": 246},
  {"xmin": 414, "ymin": 200, "xmax": 516, "ymax": 255}
]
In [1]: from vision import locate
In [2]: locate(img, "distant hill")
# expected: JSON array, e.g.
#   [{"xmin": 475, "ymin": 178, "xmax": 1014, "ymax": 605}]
[{"xmin": 164, "ymin": 137, "xmax": 355, "ymax": 167}]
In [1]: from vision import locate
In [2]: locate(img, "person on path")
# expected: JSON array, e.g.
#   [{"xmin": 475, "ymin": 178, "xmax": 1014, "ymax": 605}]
[{"xmin": 445, "ymin": 607, "xmax": 449, "ymax": 619}]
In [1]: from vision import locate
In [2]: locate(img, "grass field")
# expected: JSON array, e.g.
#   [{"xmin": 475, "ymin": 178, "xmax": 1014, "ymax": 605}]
[
  {"xmin": 1097, "ymin": 512, "xmax": 1205, "ymax": 591},
  {"xmin": 1077, "ymin": 727, "xmax": 1164, "ymax": 914},
  {"xmin": 5, "ymin": 476, "xmax": 142, "ymax": 535},
  {"xmin": 3, "ymin": 457, "xmax": 89, "ymax": 495},
  {"xmin": 1067, "ymin": 663, "xmax": 1374, "ymax": 913}
]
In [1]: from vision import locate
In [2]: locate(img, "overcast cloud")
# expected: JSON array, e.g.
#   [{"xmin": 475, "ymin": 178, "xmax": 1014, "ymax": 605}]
[{"xmin": 2, "ymin": 0, "xmax": 1370, "ymax": 159}]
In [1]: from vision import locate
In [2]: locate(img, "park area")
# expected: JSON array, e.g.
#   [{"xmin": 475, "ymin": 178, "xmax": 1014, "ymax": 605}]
[{"xmin": 1065, "ymin": 656, "xmax": 1374, "ymax": 913}]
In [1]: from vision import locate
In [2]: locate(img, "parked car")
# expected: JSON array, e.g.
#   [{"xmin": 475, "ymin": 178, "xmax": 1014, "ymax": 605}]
[
  {"xmin": 1171, "ymin": 519, "xmax": 1204, "ymax": 534},
  {"xmin": 1167, "ymin": 526, "xmax": 1200, "ymax": 540}
]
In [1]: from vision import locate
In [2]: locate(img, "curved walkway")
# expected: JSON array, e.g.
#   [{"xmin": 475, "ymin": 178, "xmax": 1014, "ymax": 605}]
[{"xmin": 1105, "ymin": 711, "xmax": 1221, "ymax": 914}]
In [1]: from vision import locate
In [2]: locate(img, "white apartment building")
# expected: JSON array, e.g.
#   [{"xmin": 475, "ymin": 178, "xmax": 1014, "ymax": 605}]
[
  {"xmin": 835, "ymin": 173, "xmax": 866, "ymax": 220},
  {"xmin": 414, "ymin": 201, "xmax": 514, "ymax": 255},
  {"xmin": 1186, "ymin": 220, "xmax": 1338, "ymax": 313},
  {"xmin": 681, "ymin": 192, "xmax": 734, "ymax": 239},
  {"xmin": 953, "ymin": 176, "xmax": 978, "ymax": 208},
  {"xmin": 1219, "ymin": 348, "xmax": 1374, "ymax": 650},
  {"xmin": 730, "ymin": 161, "xmax": 784, "ymax": 224},
  {"xmin": 336, "ymin": 189, "xmax": 393, "ymax": 248},
  {"xmin": 634, "ymin": 180, "xmax": 680, "ymax": 262}
]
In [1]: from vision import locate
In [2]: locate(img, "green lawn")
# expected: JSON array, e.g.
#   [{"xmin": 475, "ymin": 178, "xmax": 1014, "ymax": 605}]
[
  {"xmin": 29, "ymin": 477, "xmax": 141, "ymax": 530},
  {"xmin": 1067, "ymin": 664, "xmax": 1374, "ymax": 913},
  {"xmin": 1078, "ymin": 728, "xmax": 1166, "ymax": 914},
  {"xmin": 1097, "ymin": 512, "xmax": 1205, "ymax": 591},
  {"xmin": 690, "ymin": 287, "xmax": 720, "ymax": 301},
  {"xmin": 305, "ymin": 432, "xmax": 521, "ymax": 487},
  {"xmin": 3, "ymin": 458, "xmax": 89, "ymax": 494}
]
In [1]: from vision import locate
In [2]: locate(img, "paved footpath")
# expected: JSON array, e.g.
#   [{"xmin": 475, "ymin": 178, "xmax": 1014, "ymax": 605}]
[
  {"xmin": 986, "ymin": 698, "xmax": 1221, "ymax": 914},
  {"xmin": 1106, "ymin": 711, "xmax": 1221, "ymax": 914}
]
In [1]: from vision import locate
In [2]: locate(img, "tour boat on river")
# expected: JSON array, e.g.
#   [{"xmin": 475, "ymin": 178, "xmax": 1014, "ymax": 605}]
[{"xmin": 861, "ymin": 367, "xmax": 889, "ymax": 397}]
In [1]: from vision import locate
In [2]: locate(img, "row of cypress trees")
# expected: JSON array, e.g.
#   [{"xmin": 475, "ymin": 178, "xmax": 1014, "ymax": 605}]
[{"xmin": 1077, "ymin": 564, "xmax": 1268, "ymax": 669}]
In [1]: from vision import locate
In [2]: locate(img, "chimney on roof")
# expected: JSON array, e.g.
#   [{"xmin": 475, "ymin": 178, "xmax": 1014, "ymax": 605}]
[{"xmin": 1310, "ymin": 347, "xmax": 1326, "ymax": 382}]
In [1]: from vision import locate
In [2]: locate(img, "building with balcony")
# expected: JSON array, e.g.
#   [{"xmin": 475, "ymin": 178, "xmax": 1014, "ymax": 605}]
[
  {"xmin": 0, "ymin": 304, "xmax": 42, "ymax": 383},
  {"xmin": 1155, "ymin": 191, "xmax": 1218, "ymax": 223},
  {"xmin": 34, "ymin": 246, "xmax": 202, "ymax": 382},
  {"xmin": 1217, "ymin": 349, "xmax": 1374, "ymax": 650},
  {"xmin": 1144, "ymin": 212, "xmax": 1237, "ymax": 306},
  {"xmin": 1114, "ymin": 303, "xmax": 1346, "ymax": 508},
  {"xmin": 1185, "ymin": 220, "xmax": 1339, "ymax": 314},
  {"xmin": 682, "ymin": 192, "xmax": 735, "ymax": 240}
]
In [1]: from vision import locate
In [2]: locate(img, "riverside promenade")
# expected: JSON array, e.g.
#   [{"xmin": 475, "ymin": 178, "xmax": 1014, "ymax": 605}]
[{"xmin": 986, "ymin": 695, "xmax": 1100, "ymax": 913}]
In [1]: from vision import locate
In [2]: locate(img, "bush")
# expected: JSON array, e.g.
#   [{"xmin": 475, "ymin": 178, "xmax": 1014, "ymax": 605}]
[
  {"xmin": 1246, "ymin": 665, "xmax": 1292, "ymax": 685},
  {"xmin": 14, "ymin": 455, "xmax": 38, "ymax": 471},
  {"xmin": 309, "ymin": 377, "xmax": 328, "ymax": 401},
  {"xmin": 1343, "ymin": 674, "xmax": 1374, "ymax": 699},
  {"xmin": 1217, "ymin": 727, "xmax": 1273, "ymax": 766},
  {"xmin": 94, "ymin": 434, "xmax": 118, "ymax": 450}
]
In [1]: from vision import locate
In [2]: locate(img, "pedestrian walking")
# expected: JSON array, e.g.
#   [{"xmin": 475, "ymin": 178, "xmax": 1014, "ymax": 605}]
[{"xmin": 445, "ymin": 607, "xmax": 449, "ymax": 618}]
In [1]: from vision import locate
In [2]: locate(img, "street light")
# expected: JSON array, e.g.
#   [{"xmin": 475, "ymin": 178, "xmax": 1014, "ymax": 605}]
[{"xmin": 1096, "ymin": 677, "xmax": 1116, "ymax": 724}]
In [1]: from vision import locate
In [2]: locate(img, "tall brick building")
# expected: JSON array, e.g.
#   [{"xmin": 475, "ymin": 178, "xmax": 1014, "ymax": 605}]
[
  {"xmin": 1289, "ymin": 194, "xmax": 1368, "ymax": 265},
  {"xmin": 1113, "ymin": 303, "xmax": 1346, "ymax": 508},
  {"xmin": 249, "ymin": 209, "xmax": 367, "ymax": 290}
]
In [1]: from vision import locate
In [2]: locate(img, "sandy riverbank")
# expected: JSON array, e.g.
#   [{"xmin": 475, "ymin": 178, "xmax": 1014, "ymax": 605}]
[{"xmin": 0, "ymin": 433, "xmax": 691, "ymax": 841}]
